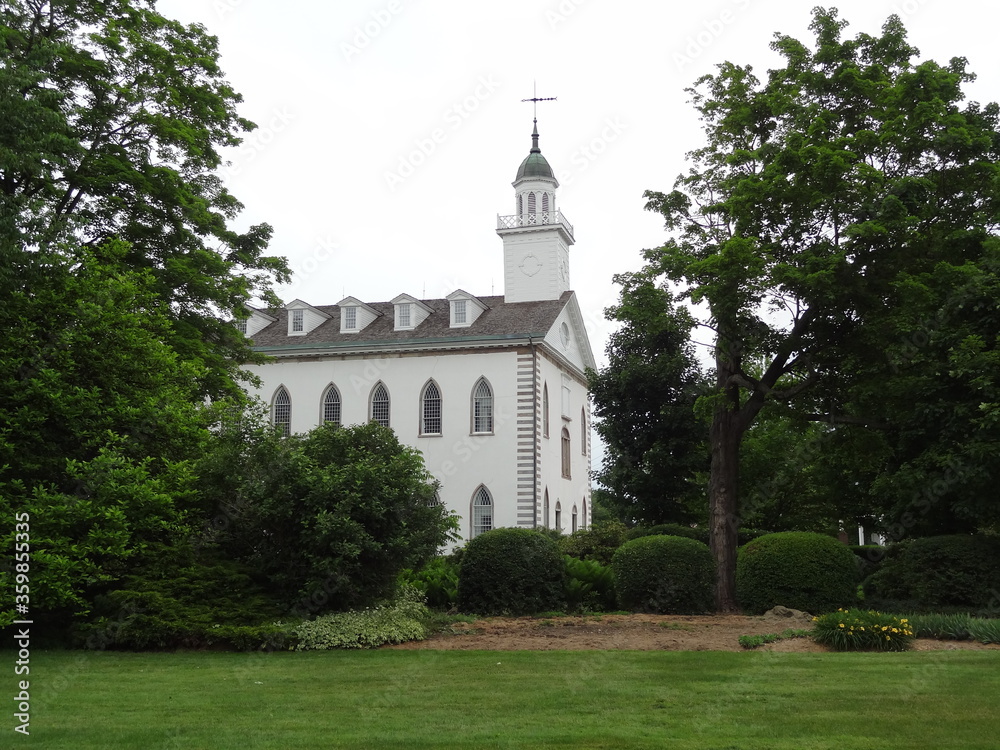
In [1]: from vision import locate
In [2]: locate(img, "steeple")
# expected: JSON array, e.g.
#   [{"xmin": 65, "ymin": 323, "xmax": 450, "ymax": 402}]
[
  {"xmin": 515, "ymin": 119, "xmax": 557, "ymax": 183},
  {"xmin": 497, "ymin": 118, "xmax": 574, "ymax": 304}
]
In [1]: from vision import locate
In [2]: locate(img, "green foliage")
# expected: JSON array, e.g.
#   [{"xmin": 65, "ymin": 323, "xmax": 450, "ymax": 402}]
[
  {"xmin": 0, "ymin": 0, "xmax": 289, "ymax": 399},
  {"xmin": 201, "ymin": 418, "xmax": 458, "ymax": 614},
  {"xmin": 457, "ymin": 528, "xmax": 567, "ymax": 616},
  {"xmin": 626, "ymin": 524, "xmax": 708, "ymax": 544},
  {"xmin": 864, "ymin": 535, "xmax": 1000, "ymax": 610},
  {"xmin": 398, "ymin": 556, "xmax": 459, "ymax": 610},
  {"xmin": 736, "ymin": 532, "xmax": 858, "ymax": 615},
  {"xmin": 73, "ymin": 553, "xmax": 294, "ymax": 650},
  {"xmin": 641, "ymin": 6, "xmax": 1000, "ymax": 608},
  {"xmin": 0, "ymin": 244, "xmax": 226, "ymax": 627},
  {"xmin": 905, "ymin": 612, "xmax": 974, "ymax": 641},
  {"xmin": 588, "ymin": 270, "xmax": 709, "ymax": 526},
  {"xmin": 558, "ymin": 520, "xmax": 629, "ymax": 565},
  {"xmin": 738, "ymin": 629, "xmax": 811, "ymax": 649},
  {"xmin": 611, "ymin": 535, "xmax": 715, "ymax": 614},
  {"xmin": 294, "ymin": 586, "xmax": 430, "ymax": 650},
  {"xmin": 812, "ymin": 609, "xmax": 914, "ymax": 652},
  {"xmin": 564, "ymin": 556, "xmax": 616, "ymax": 612}
]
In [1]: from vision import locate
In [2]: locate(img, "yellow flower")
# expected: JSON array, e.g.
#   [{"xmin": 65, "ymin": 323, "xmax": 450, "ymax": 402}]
[
  {"xmin": 859, "ymin": 627, "xmax": 865, "ymax": 631},
  {"xmin": 892, "ymin": 628, "xmax": 898, "ymax": 633},
  {"xmin": 839, "ymin": 623, "xmax": 845, "ymax": 628},
  {"xmin": 886, "ymin": 636, "xmax": 891, "ymax": 640},
  {"xmin": 882, "ymin": 626, "xmax": 888, "ymax": 631}
]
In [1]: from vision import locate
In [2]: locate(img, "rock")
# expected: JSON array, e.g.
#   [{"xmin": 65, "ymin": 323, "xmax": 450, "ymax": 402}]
[{"xmin": 762, "ymin": 606, "xmax": 813, "ymax": 623}]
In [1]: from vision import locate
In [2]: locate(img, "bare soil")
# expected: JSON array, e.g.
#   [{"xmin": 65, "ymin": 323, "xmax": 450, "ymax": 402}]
[{"xmin": 386, "ymin": 612, "xmax": 1000, "ymax": 652}]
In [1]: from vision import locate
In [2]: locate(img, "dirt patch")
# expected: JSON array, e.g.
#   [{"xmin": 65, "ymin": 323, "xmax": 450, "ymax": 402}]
[{"xmin": 385, "ymin": 613, "xmax": 1000, "ymax": 652}]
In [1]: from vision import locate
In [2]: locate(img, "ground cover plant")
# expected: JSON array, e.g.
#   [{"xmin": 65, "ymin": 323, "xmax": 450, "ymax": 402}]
[
  {"xmin": 24, "ymin": 649, "xmax": 1000, "ymax": 749},
  {"xmin": 738, "ymin": 628, "xmax": 812, "ymax": 649},
  {"xmin": 294, "ymin": 586, "xmax": 430, "ymax": 650}
]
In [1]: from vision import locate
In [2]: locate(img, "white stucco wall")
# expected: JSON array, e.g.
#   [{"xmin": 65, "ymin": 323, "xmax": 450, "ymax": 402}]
[{"xmin": 245, "ymin": 348, "xmax": 526, "ymax": 542}]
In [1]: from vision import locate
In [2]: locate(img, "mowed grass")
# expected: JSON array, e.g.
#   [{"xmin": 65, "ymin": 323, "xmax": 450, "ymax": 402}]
[{"xmin": 21, "ymin": 648, "xmax": 1000, "ymax": 749}]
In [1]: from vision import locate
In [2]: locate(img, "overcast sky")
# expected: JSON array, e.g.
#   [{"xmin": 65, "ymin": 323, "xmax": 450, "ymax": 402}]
[{"xmin": 158, "ymin": 0, "xmax": 999, "ymax": 370}]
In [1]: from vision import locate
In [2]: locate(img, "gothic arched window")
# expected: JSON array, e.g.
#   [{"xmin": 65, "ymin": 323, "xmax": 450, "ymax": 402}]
[
  {"xmin": 472, "ymin": 378, "xmax": 493, "ymax": 434},
  {"xmin": 421, "ymin": 381, "xmax": 442, "ymax": 435},
  {"xmin": 322, "ymin": 385, "xmax": 341, "ymax": 425},
  {"xmin": 370, "ymin": 382, "xmax": 390, "ymax": 427},
  {"xmin": 272, "ymin": 387, "xmax": 291, "ymax": 436},
  {"xmin": 472, "ymin": 486, "xmax": 493, "ymax": 538}
]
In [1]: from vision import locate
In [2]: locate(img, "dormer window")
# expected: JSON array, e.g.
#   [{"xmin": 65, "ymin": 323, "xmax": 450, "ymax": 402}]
[
  {"xmin": 344, "ymin": 306, "xmax": 357, "ymax": 330},
  {"xmin": 291, "ymin": 309, "xmax": 304, "ymax": 333},
  {"xmin": 398, "ymin": 303, "xmax": 411, "ymax": 328},
  {"xmin": 235, "ymin": 318, "xmax": 248, "ymax": 334},
  {"xmin": 447, "ymin": 289, "xmax": 487, "ymax": 328}
]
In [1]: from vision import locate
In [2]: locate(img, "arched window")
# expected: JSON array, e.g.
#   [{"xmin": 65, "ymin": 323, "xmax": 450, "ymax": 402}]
[
  {"xmin": 517, "ymin": 194, "xmax": 523, "ymax": 216},
  {"xmin": 370, "ymin": 382, "xmax": 390, "ymax": 427},
  {"xmin": 580, "ymin": 406, "xmax": 587, "ymax": 454},
  {"xmin": 421, "ymin": 381, "xmax": 442, "ymax": 435},
  {"xmin": 322, "ymin": 385, "xmax": 341, "ymax": 425},
  {"xmin": 543, "ymin": 489, "xmax": 550, "ymax": 529},
  {"xmin": 472, "ymin": 486, "xmax": 493, "ymax": 538},
  {"xmin": 555, "ymin": 501, "xmax": 562, "ymax": 531},
  {"xmin": 527, "ymin": 191, "xmax": 536, "ymax": 214},
  {"xmin": 472, "ymin": 378, "xmax": 493, "ymax": 434},
  {"xmin": 272, "ymin": 387, "xmax": 291, "ymax": 436},
  {"xmin": 572, "ymin": 504, "xmax": 578, "ymax": 533},
  {"xmin": 561, "ymin": 427, "xmax": 571, "ymax": 478},
  {"xmin": 542, "ymin": 383, "xmax": 550, "ymax": 438},
  {"xmin": 541, "ymin": 192, "xmax": 549, "ymax": 214}
]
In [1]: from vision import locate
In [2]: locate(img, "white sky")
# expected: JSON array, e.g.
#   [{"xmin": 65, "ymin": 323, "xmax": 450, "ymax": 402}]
[{"xmin": 158, "ymin": 0, "xmax": 1000, "ymax": 371}]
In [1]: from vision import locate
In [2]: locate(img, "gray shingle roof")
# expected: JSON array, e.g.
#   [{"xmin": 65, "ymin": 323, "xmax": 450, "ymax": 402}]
[{"xmin": 251, "ymin": 292, "xmax": 573, "ymax": 352}]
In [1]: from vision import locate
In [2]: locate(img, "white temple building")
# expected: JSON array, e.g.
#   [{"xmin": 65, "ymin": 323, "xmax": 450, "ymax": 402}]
[{"xmin": 241, "ymin": 119, "xmax": 596, "ymax": 542}]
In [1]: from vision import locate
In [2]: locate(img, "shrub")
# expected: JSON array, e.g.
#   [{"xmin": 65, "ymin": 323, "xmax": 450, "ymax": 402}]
[
  {"xmin": 611, "ymin": 535, "xmax": 715, "ymax": 614},
  {"xmin": 626, "ymin": 524, "xmax": 708, "ymax": 545},
  {"xmin": 75, "ymin": 555, "xmax": 291, "ymax": 650},
  {"xmin": 457, "ymin": 528, "xmax": 566, "ymax": 615},
  {"xmin": 812, "ymin": 609, "xmax": 914, "ymax": 652},
  {"xmin": 564, "ymin": 556, "xmax": 616, "ymax": 612},
  {"xmin": 559, "ymin": 520, "xmax": 629, "ymax": 565},
  {"xmin": 899, "ymin": 535, "xmax": 1000, "ymax": 609},
  {"xmin": 848, "ymin": 545, "xmax": 888, "ymax": 579},
  {"xmin": 294, "ymin": 586, "xmax": 430, "ymax": 649},
  {"xmin": 398, "ymin": 556, "xmax": 459, "ymax": 609},
  {"xmin": 736, "ymin": 532, "xmax": 858, "ymax": 615}
]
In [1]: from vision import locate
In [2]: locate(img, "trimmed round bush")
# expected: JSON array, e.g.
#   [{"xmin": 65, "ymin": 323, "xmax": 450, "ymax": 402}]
[
  {"xmin": 626, "ymin": 524, "xmax": 709, "ymax": 544},
  {"xmin": 457, "ymin": 528, "xmax": 566, "ymax": 615},
  {"xmin": 611, "ymin": 535, "xmax": 715, "ymax": 614},
  {"xmin": 885, "ymin": 535, "xmax": 1000, "ymax": 609},
  {"xmin": 736, "ymin": 532, "xmax": 858, "ymax": 615}
]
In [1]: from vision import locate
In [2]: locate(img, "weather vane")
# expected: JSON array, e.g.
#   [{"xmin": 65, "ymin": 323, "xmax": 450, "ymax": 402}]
[{"xmin": 521, "ymin": 81, "xmax": 557, "ymax": 118}]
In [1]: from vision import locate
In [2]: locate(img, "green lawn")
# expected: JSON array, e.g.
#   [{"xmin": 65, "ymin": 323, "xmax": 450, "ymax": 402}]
[{"xmin": 18, "ymin": 649, "xmax": 1000, "ymax": 749}]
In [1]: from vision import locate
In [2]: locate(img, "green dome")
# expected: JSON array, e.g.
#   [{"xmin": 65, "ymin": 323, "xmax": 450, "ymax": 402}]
[
  {"xmin": 516, "ymin": 152, "xmax": 555, "ymax": 181},
  {"xmin": 514, "ymin": 118, "xmax": 557, "ymax": 183}
]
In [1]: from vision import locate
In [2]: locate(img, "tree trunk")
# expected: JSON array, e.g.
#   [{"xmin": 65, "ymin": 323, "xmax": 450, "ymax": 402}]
[{"xmin": 709, "ymin": 403, "xmax": 742, "ymax": 612}]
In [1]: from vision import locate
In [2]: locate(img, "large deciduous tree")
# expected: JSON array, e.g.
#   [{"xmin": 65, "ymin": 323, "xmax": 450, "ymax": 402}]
[
  {"xmin": 0, "ymin": 0, "xmax": 289, "ymax": 398},
  {"xmin": 588, "ymin": 269, "xmax": 709, "ymax": 526},
  {"xmin": 643, "ymin": 8, "xmax": 1000, "ymax": 610}
]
